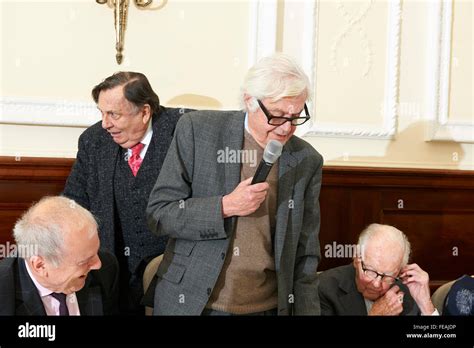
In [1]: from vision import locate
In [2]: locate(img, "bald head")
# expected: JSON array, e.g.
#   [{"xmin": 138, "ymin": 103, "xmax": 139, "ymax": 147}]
[
  {"xmin": 358, "ymin": 224, "xmax": 411, "ymax": 267},
  {"xmin": 13, "ymin": 196, "xmax": 98, "ymax": 267}
]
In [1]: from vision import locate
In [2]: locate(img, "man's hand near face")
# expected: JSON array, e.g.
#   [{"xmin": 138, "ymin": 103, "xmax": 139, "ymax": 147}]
[
  {"xmin": 400, "ymin": 263, "xmax": 436, "ymax": 315},
  {"xmin": 368, "ymin": 285, "xmax": 404, "ymax": 316}
]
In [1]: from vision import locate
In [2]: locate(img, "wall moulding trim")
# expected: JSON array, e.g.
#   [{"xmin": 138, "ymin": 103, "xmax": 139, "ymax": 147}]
[
  {"xmin": 0, "ymin": 97, "xmax": 100, "ymax": 127},
  {"xmin": 248, "ymin": 0, "xmax": 278, "ymax": 66},
  {"xmin": 2, "ymin": 2, "xmax": 276, "ymax": 128},
  {"xmin": 300, "ymin": 0, "xmax": 402, "ymax": 140},
  {"xmin": 426, "ymin": 0, "xmax": 474, "ymax": 143}
]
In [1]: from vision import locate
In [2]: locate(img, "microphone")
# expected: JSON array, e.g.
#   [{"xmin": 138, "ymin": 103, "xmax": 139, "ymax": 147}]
[{"xmin": 251, "ymin": 140, "xmax": 283, "ymax": 184}]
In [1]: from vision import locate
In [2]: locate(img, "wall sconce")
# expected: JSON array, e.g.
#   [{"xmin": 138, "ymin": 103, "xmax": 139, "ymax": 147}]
[{"xmin": 96, "ymin": 0, "xmax": 154, "ymax": 64}]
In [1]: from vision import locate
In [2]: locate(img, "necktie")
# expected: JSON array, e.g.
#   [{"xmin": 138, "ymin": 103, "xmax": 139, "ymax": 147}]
[
  {"xmin": 128, "ymin": 142, "xmax": 144, "ymax": 176},
  {"xmin": 50, "ymin": 292, "xmax": 69, "ymax": 316}
]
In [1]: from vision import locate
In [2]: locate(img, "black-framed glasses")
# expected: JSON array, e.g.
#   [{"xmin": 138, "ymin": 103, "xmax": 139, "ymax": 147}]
[
  {"xmin": 257, "ymin": 99, "xmax": 310, "ymax": 126},
  {"xmin": 361, "ymin": 261, "xmax": 399, "ymax": 285}
]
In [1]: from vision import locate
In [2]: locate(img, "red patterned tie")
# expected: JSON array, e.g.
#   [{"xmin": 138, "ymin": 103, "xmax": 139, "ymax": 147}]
[{"xmin": 128, "ymin": 142, "xmax": 144, "ymax": 177}]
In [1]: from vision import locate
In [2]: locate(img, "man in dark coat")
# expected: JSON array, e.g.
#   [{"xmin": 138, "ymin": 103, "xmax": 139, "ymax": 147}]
[{"xmin": 63, "ymin": 72, "xmax": 186, "ymax": 314}]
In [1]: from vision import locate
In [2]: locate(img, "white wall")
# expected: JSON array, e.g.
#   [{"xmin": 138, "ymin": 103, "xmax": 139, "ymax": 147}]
[
  {"xmin": 282, "ymin": 0, "xmax": 473, "ymax": 169},
  {"xmin": 0, "ymin": 0, "xmax": 472, "ymax": 169}
]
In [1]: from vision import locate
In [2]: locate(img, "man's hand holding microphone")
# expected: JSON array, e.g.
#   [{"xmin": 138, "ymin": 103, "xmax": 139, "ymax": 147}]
[{"xmin": 222, "ymin": 140, "xmax": 283, "ymax": 218}]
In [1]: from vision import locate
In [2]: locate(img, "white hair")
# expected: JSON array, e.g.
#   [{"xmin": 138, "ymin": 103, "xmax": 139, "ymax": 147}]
[
  {"xmin": 13, "ymin": 196, "xmax": 98, "ymax": 267},
  {"xmin": 240, "ymin": 52, "xmax": 311, "ymax": 112},
  {"xmin": 357, "ymin": 223, "xmax": 411, "ymax": 267}
]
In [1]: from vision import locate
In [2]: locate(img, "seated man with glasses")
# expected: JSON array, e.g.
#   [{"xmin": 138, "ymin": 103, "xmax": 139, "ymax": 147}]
[
  {"xmin": 145, "ymin": 53, "xmax": 323, "ymax": 315},
  {"xmin": 319, "ymin": 223, "xmax": 438, "ymax": 315}
]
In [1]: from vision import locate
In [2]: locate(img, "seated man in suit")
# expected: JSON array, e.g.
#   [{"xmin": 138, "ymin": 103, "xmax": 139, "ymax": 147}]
[
  {"xmin": 319, "ymin": 223, "xmax": 438, "ymax": 316},
  {"xmin": 0, "ymin": 196, "xmax": 119, "ymax": 315},
  {"xmin": 63, "ymin": 72, "xmax": 189, "ymax": 314}
]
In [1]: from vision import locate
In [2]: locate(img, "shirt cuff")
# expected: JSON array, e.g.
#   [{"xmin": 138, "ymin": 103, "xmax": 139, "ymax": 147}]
[{"xmin": 422, "ymin": 308, "xmax": 439, "ymax": 316}]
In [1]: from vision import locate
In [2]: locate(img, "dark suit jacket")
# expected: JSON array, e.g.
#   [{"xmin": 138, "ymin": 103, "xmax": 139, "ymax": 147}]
[
  {"xmin": 319, "ymin": 264, "xmax": 419, "ymax": 315},
  {"xmin": 0, "ymin": 251, "xmax": 119, "ymax": 315},
  {"xmin": 146, "ymin": 110, "xmax": 323, "ymax": 315},
  {"xmin": 63, "ymin": 106, "xmax": 186, "ymax": 275}
]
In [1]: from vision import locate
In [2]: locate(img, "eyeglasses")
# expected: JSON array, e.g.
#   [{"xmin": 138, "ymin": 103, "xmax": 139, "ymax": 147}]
[
  {"xmin": 257, "ymin": 99, "xmax": 310, "ymax": 126},
  {"xmin": 361, "ymin": 261, "xmax": 399, "ymax": 285}
]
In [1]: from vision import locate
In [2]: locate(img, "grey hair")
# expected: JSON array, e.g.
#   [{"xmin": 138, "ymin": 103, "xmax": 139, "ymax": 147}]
[
  {"xmin": 239, "ymin": 53, "xmax": 311, "ymax": 112},
  {"xmin": 357, "ymin": 223, "xmax": 411, "ymax": 267},
  {"xmin": 13, "ymin": 196, "xmax": 98, "ymax": 267}
]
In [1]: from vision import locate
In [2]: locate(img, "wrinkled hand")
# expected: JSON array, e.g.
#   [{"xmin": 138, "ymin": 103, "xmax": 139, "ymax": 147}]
[
  {"xmin": 400, "ymin": 263, "xmax": 435, "ymax": 315},
  {"xmin": 368, "ymin": 285, "xmax": 404, "ymax": 316},
  {"xmin": 222, "ymin": 177, "xmax": 269, "ymax": 217}
]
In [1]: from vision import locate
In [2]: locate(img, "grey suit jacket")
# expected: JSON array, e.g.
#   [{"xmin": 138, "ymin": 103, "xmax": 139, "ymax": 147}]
[
  {"xmin": 0, "ymin": 251, "xmax": 119, "ymax": 315},
  {"xmin": 146, "ymin": 110, "xmax": 323, "ymax": 315},
  {"xmin": 319, "ymin": 264, "xmax": 420, "ymax": 315}
]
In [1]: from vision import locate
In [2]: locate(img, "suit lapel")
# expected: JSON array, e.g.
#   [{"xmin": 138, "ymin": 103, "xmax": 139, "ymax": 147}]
[
  {"xmin": 223, "ymin": 112, "xmax": 245, "ymax": 195},
  {"xmin": 134, "ymin": 112, "xmax": 163, "ymax": 180},
  {"xmin": 16, "ymin": 259, "xmax": 47, "ymax": 316},
  {"xmin": 339, "ymin": 266, "xmax": 368, "ymax": 314},
  {"xmin": 99, "ymin": 137, "xmax": 120, "ymax": 187},
  {"xmin": 339, "ymin": 290, "xmax": 368, "ymax": 315},
  {"xmin": 222, "ymin": 113, "xmax": 245, "ymax": 235},
  {"xmin": 274, "ymin": 139, "xmax": 298, "ymax": 270},
  {"xmin": 97, "ymin": 133, "xmax": 120, "ymax": 251},
  {"xmin": 76, "ymin": 275, "xmax": 103, "ymax": 315}
]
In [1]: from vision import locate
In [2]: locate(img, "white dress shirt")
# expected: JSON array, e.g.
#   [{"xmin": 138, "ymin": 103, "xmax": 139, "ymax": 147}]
[
  {"xmin": 364, "ymin": 297, "xmax": 439, "ymax": 315},
  {"xmin": 25, "ymin": 261, "xmax": 80, "ymax": 316},
  {"xmin": 127, "ymin": 120, "xmax": 153, "ymax": 160}
]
